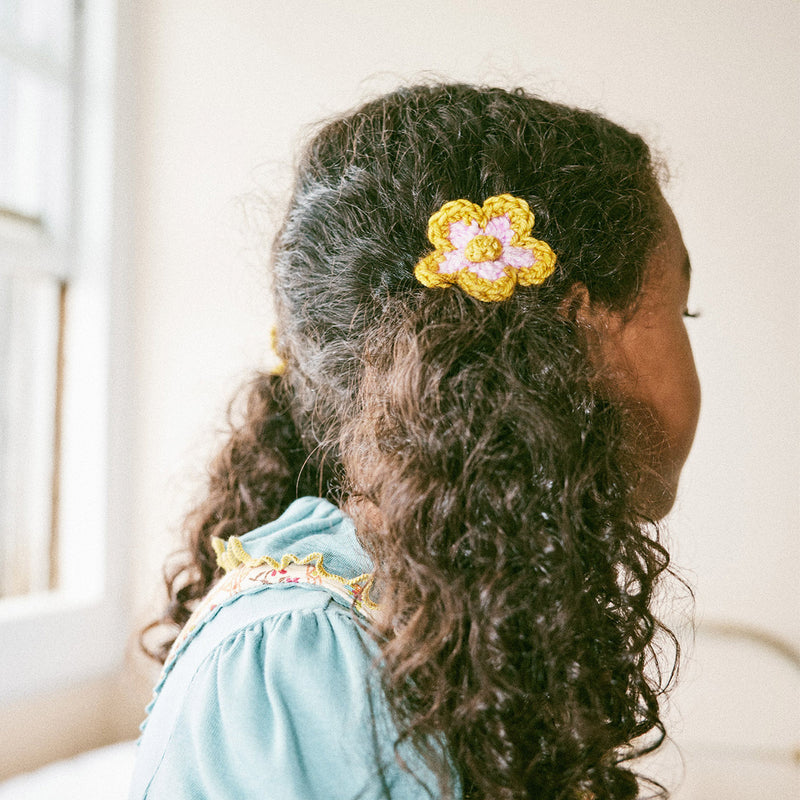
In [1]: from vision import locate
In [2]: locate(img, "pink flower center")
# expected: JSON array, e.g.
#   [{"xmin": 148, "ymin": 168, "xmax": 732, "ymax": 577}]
[{"xmin": 464, "ymin": 234, "xmax": 503, "ymax": 263}]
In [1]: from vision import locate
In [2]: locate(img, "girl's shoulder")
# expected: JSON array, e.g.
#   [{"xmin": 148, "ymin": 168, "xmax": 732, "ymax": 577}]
[
  {"xmin": 131, "ymin": 498, "xmax": 411, "ymax": 799},
  {"xmin": 131, "ymin": 581, "xmax": 387, "ymax": 799}
]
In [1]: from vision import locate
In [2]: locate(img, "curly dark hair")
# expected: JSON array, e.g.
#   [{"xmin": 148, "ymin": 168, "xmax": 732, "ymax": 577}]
[{"xmin": 146, "ymin": 84, "xmax": 678, "ymax": 800}]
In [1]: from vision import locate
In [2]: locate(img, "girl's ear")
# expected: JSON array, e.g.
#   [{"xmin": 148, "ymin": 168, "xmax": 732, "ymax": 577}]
[
  {"xmin": 559, "ymin": 281, "xmax": 623, "ymax": 336},
  {"xmin": 559, "ymin": 281, "xmax": 592, "ymax": 323}
]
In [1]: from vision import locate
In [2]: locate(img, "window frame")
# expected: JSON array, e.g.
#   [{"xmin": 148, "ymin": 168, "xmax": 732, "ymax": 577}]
[{"xmin": 0, "ymin": 0, "xmax": 132, "ymax": 705}]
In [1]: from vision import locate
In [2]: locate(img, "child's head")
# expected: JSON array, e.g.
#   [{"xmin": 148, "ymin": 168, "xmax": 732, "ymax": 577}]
[
  {"xmin": 162, "ymin": 83, "xmax": 698, "ymax": 799},
  {"xmin": 271, "ymin": 83, "xmax": 698, "ymax": 518}
]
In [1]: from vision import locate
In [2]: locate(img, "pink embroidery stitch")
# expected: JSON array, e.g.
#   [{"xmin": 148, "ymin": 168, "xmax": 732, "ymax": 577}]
[{"xmin": 305, "ymin": 564, "xmax": 323, "ymax": 585}]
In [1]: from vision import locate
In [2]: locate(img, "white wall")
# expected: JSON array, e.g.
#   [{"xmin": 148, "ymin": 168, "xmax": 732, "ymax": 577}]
[{"xmin": 129, "ymin": 2, "xmax": 799, "ymax": 797}]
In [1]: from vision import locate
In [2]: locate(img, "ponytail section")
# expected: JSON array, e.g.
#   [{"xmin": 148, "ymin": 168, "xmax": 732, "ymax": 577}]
[
  {"xmin": 144, "ymin": 371, "xmax": 326, "ymax": 662},
  {"xmin": 343, "ymin": 291, "xmax": 671, "ymax": 800}
]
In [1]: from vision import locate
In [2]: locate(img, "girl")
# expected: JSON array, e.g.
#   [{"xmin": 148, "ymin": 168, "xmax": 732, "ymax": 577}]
[{"xmin": 131, "ymin": 83, "xmax": 700, "ymax": 800}]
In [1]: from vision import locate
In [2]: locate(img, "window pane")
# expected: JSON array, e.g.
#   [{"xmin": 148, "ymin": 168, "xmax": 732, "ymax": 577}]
[
  {"xmin": 0, "ymin": 0, "xmax": 74, "ymax": 64},
  {"xmin": 0, "ymin": 272, "xmax": 61, "ymax": 598},
  {"xmin": 0, "ymin": 54, "xmax": 71, "ymax": 226}
]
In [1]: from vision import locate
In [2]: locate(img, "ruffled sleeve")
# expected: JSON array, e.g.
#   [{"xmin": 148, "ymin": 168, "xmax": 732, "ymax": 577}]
[{"xmin": 137, "ymin": 592, "xmax": 436, "ymax": 800}]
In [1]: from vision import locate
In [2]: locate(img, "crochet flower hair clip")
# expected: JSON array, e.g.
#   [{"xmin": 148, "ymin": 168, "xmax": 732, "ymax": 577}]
[{"xmin": 414, "ymin": 194, "xmax": 556, "ymax": 302}]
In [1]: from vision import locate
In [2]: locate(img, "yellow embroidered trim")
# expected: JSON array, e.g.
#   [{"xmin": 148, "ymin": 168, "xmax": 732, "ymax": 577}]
[
  {"xmin": 212, "ymin": 536, "xmax": 378, "ymax": 610},
  {"xmin": 414, "ymin": 194, "xmax": 556, "ymax": 302}
]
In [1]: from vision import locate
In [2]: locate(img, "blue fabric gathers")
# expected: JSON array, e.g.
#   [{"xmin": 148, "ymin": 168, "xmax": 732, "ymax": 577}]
[{"xmin": 129, "ymin": 497, "xmax": 448, "ymax": 800}]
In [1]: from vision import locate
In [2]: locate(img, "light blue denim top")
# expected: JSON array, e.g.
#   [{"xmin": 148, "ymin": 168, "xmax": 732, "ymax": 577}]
[{"xmin": 129, "ymin": 497, "xmax": 449, "ymax": 800}]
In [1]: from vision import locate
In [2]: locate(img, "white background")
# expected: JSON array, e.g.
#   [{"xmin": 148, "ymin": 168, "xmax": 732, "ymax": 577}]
[{"xmin": 123, "ymin": 1, "xmax": 799, "ymax": 797}]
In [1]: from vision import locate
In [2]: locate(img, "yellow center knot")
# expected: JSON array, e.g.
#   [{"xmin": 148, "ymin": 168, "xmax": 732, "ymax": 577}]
[{"xmin": 464, "ymin": 234, "xmax": 503, "ymax": 263}]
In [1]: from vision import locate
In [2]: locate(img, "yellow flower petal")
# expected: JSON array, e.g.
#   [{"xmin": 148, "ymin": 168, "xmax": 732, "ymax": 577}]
[
  {"xmin": 516, "ymin": 240, "xmax": 557, "ymax": 286},
  {"xmin": 414, "ymin": 252, "xmax": 456, "ymax": 288},
  {"xmin": 458, "ymin": 268, "xmax": 516, "ymax": 302},
  {"xmin": 427, "ymin": 198, "xmax": 484, "ymax": 250},
  {"xmin": 482, "ymin": 194, "xmax": 536, "ymax": 245}
]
